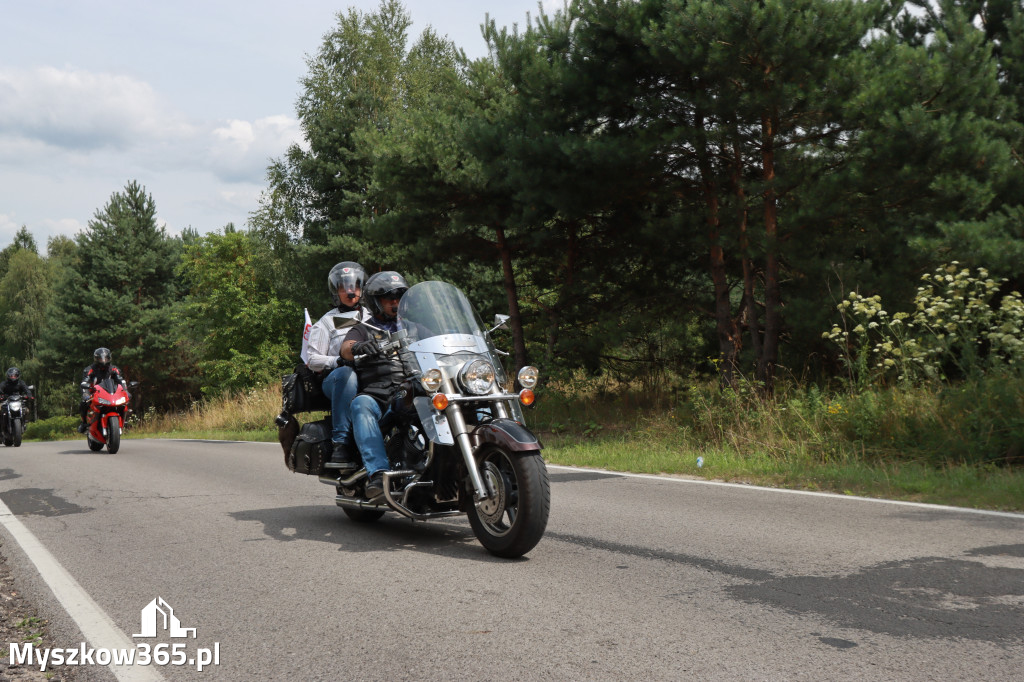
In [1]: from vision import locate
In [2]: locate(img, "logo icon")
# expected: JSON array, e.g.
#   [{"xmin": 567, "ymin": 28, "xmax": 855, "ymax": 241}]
[{"xmin": 133, "ymin": 597, "xmax": 196, "ymax": 639}]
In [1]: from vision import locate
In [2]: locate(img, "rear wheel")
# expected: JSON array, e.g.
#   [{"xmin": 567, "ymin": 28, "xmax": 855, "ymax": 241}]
[
  {"xmin": 87, "ymin": 437, "xmax": 103, "ymax": 451},
  {"xmin": 11, "ymin": 419, "xmax": 22, "ymax": 447},
  {"xmin": 467, "ymin": 447, "xmax": 550, "ymax": 558},
  {"xmin": 105, "ymin": 415, "xmax": 121, "ymax": 454}
]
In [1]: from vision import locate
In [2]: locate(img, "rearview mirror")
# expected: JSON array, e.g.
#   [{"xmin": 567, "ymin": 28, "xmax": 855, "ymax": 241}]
[
  {"xmin": 333, "ymin": 316, "xmax": 359, "ymax": 330},
  {"xmin": 493, "ymin": 314, "xmax": 510, "ymax": 330}
]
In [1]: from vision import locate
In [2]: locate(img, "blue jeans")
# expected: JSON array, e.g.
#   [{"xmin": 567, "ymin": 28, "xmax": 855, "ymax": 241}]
[
  {"xmin": 351, "ymin": 394, "xmax": 391, "ymax": 476},
  {"xmin": 321, "ymin": 366, "xmax": 358, "ymax": 444}
]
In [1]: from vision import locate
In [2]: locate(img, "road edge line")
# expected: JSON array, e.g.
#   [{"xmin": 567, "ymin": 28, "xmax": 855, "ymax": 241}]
[
  {"xmin": 0, "ymin": 497, "xmax": 164, "ymax": 681},
  {"xmin": 548, "ymin": 464, "xmax": 1024, "ymax": 520}
]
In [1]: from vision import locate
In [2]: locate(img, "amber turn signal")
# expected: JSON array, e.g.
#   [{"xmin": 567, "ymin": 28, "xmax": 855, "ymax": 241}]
[
  {"xmin": 518, "ymin": 389, "xmax": 535, "ymax": 406},
  {"xmin": 432, "ymin": 393, "xmax": 449, "ymax": 410}
]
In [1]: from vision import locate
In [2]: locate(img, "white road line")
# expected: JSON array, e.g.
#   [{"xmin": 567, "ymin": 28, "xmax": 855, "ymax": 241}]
[
  {"xmin": 0, "ymin": 497, "xmax": 164, "ymax": 681},
  {"xmin": 149, "ymin": 440, "xmax": 1024, "ymax": 520},
  {"xmin": 548, "ymin": 464, "xmax": 1024, "ymax": 520}
]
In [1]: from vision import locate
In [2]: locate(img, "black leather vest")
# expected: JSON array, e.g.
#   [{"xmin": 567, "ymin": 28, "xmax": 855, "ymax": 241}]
[{"xmin": 356, "ymin": 326, "xmax": 404, "ymax": 402}]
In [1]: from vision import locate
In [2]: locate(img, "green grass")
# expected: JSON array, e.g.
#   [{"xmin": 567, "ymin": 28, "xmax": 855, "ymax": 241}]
[
  {"xmin": 528, "ymin": 374, "xmax": 1024, "ymax": 512},
  {"xmin": 545, "ymin": 436, "xmax": 1023, "ymax": 511},
  {"xmin": 23, "ymin": 379, "xmax": 1024, "ymax": 512}
]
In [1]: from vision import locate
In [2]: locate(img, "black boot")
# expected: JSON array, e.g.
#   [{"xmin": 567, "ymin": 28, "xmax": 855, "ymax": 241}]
[
  {"xmin": 77, "ymin": 421, "xmax": 87, "ymax": 434},
  {"xmin": 325, "ymin": 441, "xmax": 357, "ymax": 471},
  {"xmin": 365, "ymin": 471, "xmax": 384, "ymax": 499}
]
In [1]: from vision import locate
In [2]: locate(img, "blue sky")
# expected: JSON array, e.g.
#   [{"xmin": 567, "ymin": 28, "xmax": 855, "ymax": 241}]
[{"xmin": 0, "ymin": 1, "xmax": 560, "ymax": 247}]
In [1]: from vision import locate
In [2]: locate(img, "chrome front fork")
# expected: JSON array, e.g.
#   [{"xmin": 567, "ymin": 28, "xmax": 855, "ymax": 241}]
[{"xmin": 442, "ymin": 378, "xmax": 491, "ymax": 501}]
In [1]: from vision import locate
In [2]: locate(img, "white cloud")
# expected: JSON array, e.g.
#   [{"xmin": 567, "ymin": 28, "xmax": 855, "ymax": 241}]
[
  {"xmin": 0, "ymin": 65, "xmax": 303, "ymax": 237},
  {"xmin": 207, "ymin": 115, "xmax": 302, "ymax": 183},
  {"xmin": 0, "ymin": 66, "xmax": 193, "ymax": 152},
  {"xmin": 0, "ymin": 214, "xmax": 19, "ymax": 241},
  {"xmin": 39, "ymin": 218, "xmax": 86, "ymax": 241}
]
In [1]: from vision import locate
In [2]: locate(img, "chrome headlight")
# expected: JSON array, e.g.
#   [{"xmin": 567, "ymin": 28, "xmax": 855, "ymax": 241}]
[
  {"xmin": 517, "ymin": 366, "xmax": 539, "ymax": 389},
  {"xmin": 98, "ymin": 398, "xmax": 113, "ymax": 406},
  {"xmin": 420, "ymin": 368, "xmax": 443, "ymax": 393},
  {"xmin": 458, "ymin": 359, "xmax": 495, "ymax": 395},
  {"xmin": 8, "ymin": 401, "xmax": 20, "ymax": 411}
]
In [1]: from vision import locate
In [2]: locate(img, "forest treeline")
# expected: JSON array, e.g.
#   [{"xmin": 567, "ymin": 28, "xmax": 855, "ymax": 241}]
[{"xmin": 3, "ymin": 0, "xmax": 1023, "ymax": 420}]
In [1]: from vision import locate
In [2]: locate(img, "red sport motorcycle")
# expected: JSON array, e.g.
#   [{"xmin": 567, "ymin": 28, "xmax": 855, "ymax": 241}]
[{"xmin": 81, "ymin": 377, "xmax": 136, "ymax": 453}]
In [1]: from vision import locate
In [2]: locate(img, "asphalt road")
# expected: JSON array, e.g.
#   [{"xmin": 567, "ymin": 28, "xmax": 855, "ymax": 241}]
[{"xmin": 0, "ymin": 439, "xmax": 1020, "ymax": 681}]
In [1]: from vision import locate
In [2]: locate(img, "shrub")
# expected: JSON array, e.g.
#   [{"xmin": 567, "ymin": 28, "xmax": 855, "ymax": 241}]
[
  {"xmin": 24, "ymin": 416, "xmax": 79, "ymax": 440},
  {"xmin": 825, "ymin": 263, "xmax": 1024, "ymax": 385}
]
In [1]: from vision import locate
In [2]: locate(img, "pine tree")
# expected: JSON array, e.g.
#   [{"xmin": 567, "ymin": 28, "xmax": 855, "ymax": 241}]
[{"xmin": 35, "ymin": 181, "xmax": 194, "ymax": 410}]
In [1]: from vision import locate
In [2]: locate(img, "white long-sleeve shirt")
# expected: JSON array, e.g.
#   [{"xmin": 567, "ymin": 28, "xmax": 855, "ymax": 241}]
[{"xmin": 305, "ymin": 306, "xmax": 370, "ymax": 373}]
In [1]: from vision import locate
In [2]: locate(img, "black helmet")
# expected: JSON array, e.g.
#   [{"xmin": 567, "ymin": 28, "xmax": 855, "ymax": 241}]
[
  {"xmin": 94, "ymin": 347, "xmax": 111, "ymax": 367},
  {"xmin": 328, "ymin": 261, "xmax": 366, "ymax": 309},
  {"xmin": 364, "ymin": 271, "xmax": 409, "ymax": 320},
  {"xmin": 5, "ymin": 368, "xmax": 19, "ymax": 381}
]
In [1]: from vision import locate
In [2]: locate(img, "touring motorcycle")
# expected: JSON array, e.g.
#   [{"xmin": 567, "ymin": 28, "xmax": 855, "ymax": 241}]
[
  {"xmin": 284, "ymin": 280, "xmax": 550, "ymax": 558},
  {"xmin": 81, "ymin": 377, "xmax": 136, "ymax": 454},
  {"xmin": 0, "ymin": 387, "xmax": 33, "ymax": 447}
]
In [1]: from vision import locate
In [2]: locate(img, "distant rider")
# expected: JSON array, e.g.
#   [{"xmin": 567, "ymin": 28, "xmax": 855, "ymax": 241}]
[
  {"xmin": 341, "ymin": 271, "xmax": 409, "ymax": 498},
  {"xmin": 0, "ymin": 367, "xmax": 31, "ymax": 400},
  {"xmin": 79, "ymin": 348, "xmax": 127, "ymax": 433},
  {"xmin": 306, "ymin": 261, "xmax": 370, "ymax": 470}
]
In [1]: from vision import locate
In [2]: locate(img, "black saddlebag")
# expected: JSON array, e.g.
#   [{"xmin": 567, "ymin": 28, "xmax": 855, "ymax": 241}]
[
  {"xmin": 287, "ymin": 418, "xmax": 332, "ymax": 475},
  {"xmin": 281, "ymin": 363, "xmax": 332, "ymax": 415}
]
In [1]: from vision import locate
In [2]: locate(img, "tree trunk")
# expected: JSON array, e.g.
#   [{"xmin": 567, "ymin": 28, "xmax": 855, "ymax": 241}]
[
  {"xmin": 733, "ymin": 140, "xmax": 762, "ymax": 367},
  {"xmin": 742, "ymin": 255, "xmax": 761, "ymax": 366},
  {"xmin": 757, "ymin": 109, "xmax": 780, "ymax": 394},
  {"xmin": 698, "ymin": 111, "xmax": 739, "ymax": 389},
  {"xmin": 494, "ymin": 224, "xmax": 529, "ymax": 371},
  {"xmin": 546, "ymin": 223, "xmax": 579, "ymax": 364},
  {"xmin": 707, "ymin": 196, "xmax": 739, "ymax": 388}
]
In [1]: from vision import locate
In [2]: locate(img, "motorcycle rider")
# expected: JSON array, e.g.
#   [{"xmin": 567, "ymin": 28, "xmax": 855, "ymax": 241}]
[
  {"xmin": 340, "ymin": 271, "xmax": 409, "ymax": 498},
  {"xmin": 306, "ymin": 261, "xmax": 369, "ymax": 470},
  {"xmin": 79, "ymin": 348, "xmax": 127, "ymax": 433},
  {"xmin": 0, "ymin": 368, "xmax": 31, "ymax": 401}
]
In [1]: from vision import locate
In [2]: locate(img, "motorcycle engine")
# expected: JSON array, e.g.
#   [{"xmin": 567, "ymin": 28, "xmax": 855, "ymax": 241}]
[{"xmin": 402, "ymin": 424, "xmax": 429, "ymax": 472}]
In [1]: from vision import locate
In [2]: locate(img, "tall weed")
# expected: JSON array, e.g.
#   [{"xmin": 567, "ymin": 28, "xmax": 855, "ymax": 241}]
[{"xmin": 131, "ymin": 384, "xmax": 284, "ymax": 437}]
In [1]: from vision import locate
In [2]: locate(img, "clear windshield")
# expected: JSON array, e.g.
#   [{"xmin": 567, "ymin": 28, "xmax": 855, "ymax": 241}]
[
  {"xmin": 398, "ymin": 281, "xmax": 518, "ymax": 414},
  {"xmin": 397, "ymin": 281, "xmax": 487, "ymax": 345}
]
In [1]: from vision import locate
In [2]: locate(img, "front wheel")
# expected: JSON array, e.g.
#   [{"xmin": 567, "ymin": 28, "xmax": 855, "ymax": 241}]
[
  {"xmin": 11, "ymin": 419, "xmax": 22, "ymax": 447},
  {"xmin": 106, "ymin": 414, "xmax": 121, "ymax": 454},
  {"xmin": 467, "ymin": 448, "xmax": 550, "ymax": 558}
]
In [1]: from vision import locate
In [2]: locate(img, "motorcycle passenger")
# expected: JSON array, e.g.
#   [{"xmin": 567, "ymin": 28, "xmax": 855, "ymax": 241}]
[
  {"xmin": 341, "ymin": 271, "xmax": 409, "ymax": 498},
  {"xmin": 78, "ymin": 348, "xmax": 127, "ymax": 433},
  {"xmin": 306, "ymin": 261, "xmax": 369, "ymax": 470},
  {"xmin": 0, "ymin": 368, "xmax": 31, "ymax": 401}
]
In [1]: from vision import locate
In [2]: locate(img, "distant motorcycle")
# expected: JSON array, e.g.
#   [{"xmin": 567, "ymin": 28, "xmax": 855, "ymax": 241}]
[
  {"xmin": 0, "ymin": 387, "xmax": 33, "ymax": 447},
  {"xmin": 81, "ymin": 378, "xmax": 137, "ymax": 454}
]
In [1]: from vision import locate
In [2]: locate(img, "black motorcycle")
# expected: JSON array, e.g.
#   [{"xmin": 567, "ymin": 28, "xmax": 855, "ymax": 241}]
[
  {"xmin": 284, "ymin": 281, "xmax": 550, "ymax": 558},
  {"xmin": 1, "ymin": 388, "xmax": 32, "ymax": 447}
]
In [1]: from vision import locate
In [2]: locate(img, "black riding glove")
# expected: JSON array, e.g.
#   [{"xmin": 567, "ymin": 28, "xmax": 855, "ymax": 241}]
[{"xmin": 353, "ymin": 339, "xmax": 380, "ymax": 358}]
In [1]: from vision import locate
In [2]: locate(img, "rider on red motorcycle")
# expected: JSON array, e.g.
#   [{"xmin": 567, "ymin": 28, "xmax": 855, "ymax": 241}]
[{"xmin": 78, "ymin": 348, "xmax": 128, "ymax": 433}]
